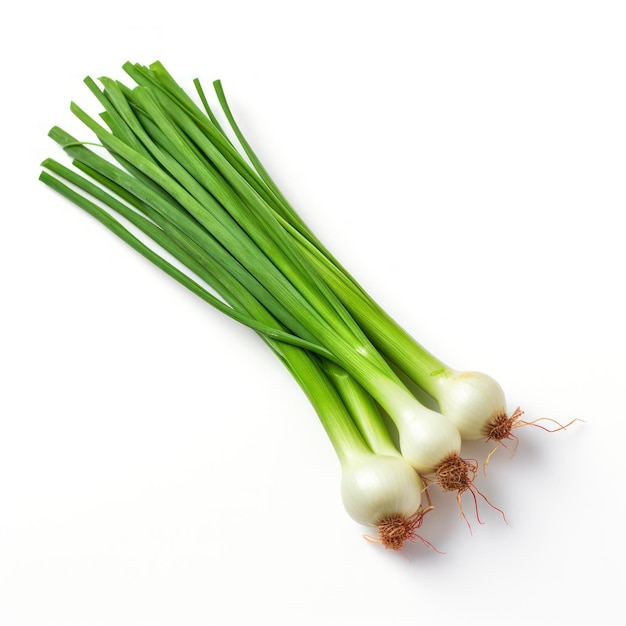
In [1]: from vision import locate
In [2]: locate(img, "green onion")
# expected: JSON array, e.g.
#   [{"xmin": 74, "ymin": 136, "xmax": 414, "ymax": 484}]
[{"xmin": 40, "ymin": 60, "xmax": 498, "ymax": 548}]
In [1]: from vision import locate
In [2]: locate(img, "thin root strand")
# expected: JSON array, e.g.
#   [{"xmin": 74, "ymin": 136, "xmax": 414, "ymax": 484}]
[{"xmin": 513, "ymin": 416, "xmax": 584, "ymax": 433}]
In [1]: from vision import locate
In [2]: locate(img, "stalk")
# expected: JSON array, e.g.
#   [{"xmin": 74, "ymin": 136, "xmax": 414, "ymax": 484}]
[{"xmin": 322, "ymin": 361, "xmax": 399, "ymax": 458}]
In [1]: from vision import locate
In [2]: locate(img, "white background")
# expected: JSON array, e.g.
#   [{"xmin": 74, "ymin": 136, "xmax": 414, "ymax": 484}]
[{"xmin": 1, "ymin": 1, "xmax": 624, "ymax": 625}]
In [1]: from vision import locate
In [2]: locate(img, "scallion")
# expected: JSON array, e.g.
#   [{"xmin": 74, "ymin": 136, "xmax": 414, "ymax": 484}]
[{"xmin": 41, "ymin": 60, "xmax": 531, "ymax": 549}]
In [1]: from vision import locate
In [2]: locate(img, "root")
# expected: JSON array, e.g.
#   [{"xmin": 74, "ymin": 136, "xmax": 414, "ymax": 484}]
[
  {"xmin": 483, "ymin": 408, "xmax": 583, "ymax": 473},
  {"xmin": 363, "ymin": 506, "xmax": 443, "ymax": 553},
  {"xmin": 436, "ymin": 453, "xmax": 478, "ymax": 495},
  {"xmin": 485, "ymin": 406, "xmax": 525, "ymax": 442},
  {"xmin": 378, "ymin": 514, "xmax": 423, "ymax": 551},
  {"xmin": 435, "ymin": 454, "xmax": 506, "ymax": 530}
]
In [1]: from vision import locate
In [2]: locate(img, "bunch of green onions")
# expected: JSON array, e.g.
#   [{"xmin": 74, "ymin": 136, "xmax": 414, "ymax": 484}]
[{"xmin": 40, "ymin": 61, "xmax": 536, "ymax": 550}]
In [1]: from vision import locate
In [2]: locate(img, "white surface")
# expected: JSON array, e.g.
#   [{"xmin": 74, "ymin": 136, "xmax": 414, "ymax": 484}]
[{"xmin": 2, "ymin": 2, "xmax": 624, "ymax": 625}]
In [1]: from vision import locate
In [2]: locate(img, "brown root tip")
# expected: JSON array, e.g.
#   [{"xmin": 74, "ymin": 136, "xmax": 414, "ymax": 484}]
[
  {"xmin": 435, "ymin": 454, "xmax": 478, "ymax": 495},
  {"xmin": 364, "ymin": 507, "xmax": 443, "ymax": 553},
  {"xmin": 377, "ymin": 513, "xmax": 423, "ymax": 551},
  {"xmin": 485, "ymin": 407, "xmax": 525, "ymax": 441}
]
